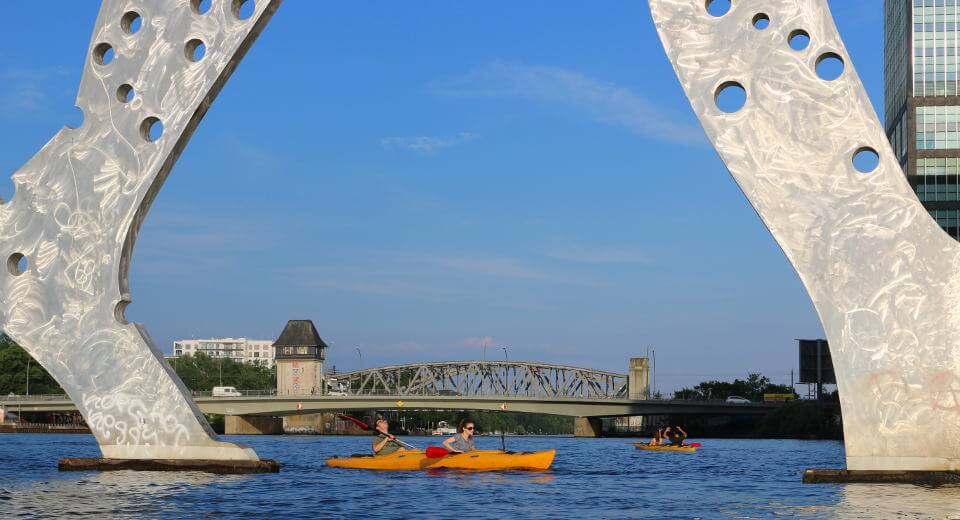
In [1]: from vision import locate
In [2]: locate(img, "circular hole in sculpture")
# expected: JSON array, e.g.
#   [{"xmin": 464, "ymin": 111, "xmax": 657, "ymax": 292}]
[
  {"xmin": 852, "ymin": 147, "xmax": 880, "ymax": 173},
  {"xmin": 93, "ymin": 43, "xmax": 115, "ymax": 65},
  {"xmin": 752, "ymin": 13, "xmax": 769, "ymax": 30},
  {"xmin": 191, "ymin": 0, "xmax": 212, "ymax": 15},
  {"xmin": 65, "ymin": 106, "xmax": 85, "ymax": 130},
  {"xmin": 704, "ymin": 0, "xmax": 731, "ymax": 17},
  {"xmin": 121, "ymin": 11, "xmax": 142, "ymax": 34},
  {"xmin": 233, "ymin": 0, "xmax": 255, "ymax": 20},
  {"xmin": 714, "ymin": 81, "xmax": 747, "ymax": 113},
  {"xmin": 114, "ymin": 300, "xmax": 131, "ymax": 324},
  {"xmin": 116, "ymin": 84, "xmax": 135, "ymax": 103},
  {"xmin": 185, "ymin": 39, "xmax": 206, "ymax": 62},
  {"xmin": 140, "ymin": 117, "xmax": 164, "ymax": 142},
  {"xmin": 7, "ymin": 253, "xmax": 26, "ymax": 276},
  {"xmin": 816, "ymin": 52, "xmax": 845, "ymax": 81},
  {"xmin": 789, "ymin": 29, "xmax": 810, "ymax": 51}
]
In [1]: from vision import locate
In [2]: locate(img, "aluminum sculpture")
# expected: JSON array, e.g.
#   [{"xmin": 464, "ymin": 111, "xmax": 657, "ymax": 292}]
[
  {"xmin": 650, "ymin": 0, "xmax": 960, "ymax": 471},
  {"xmin": 0, "ymin": 0, "xmax": 280, "ymax": 460}
]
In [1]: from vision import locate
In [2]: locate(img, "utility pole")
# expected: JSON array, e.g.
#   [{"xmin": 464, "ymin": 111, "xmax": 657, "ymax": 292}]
[{"xmin": 25, "ymin": 358, "xmax": 31, "ymax": 396}]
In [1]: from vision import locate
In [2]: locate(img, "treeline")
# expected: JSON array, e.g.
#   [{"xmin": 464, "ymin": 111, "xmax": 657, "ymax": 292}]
[
  {"xmin": 170, "ymin": 353, "xmax": 275, "ymax": 392},
  {"xmin": 673, "ymin": 373, "xmax": 795, "ymax": 401},
  {"xmin": 0, "ymin": 336, "xmax": 63, "ymax": 395},
  {"xmin": 0, "ymin": 337, "xmax": 276, "ymax": 395},
  {"xmin": 372, "ymin": 409, "xmax": 573, "ymax": 435}
]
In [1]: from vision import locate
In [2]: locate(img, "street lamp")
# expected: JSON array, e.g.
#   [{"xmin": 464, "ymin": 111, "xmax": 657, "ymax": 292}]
[
  {"xmin": 25, "ymin": 358, "xmax": 31, "ymax": 396},
  {"xmin": 501, "ymin": 347, "xmax": 509, "ymax": 396},
  {"xmin": 356, "ymin": 347, "xmax": 363, "ymax": 370}
]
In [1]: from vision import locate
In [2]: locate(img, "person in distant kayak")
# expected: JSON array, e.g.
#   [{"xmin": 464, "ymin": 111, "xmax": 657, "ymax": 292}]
[
  {"xmin": 669, "ymin": 425, "xmax": 688, "ymax": 446},
  {"xmin": 648, "ymin": 427, "xmax": 665, "ymax": 446},
  {"xmin": 372, "ymin": 417, "xmax": 406, "ymax": 456},
  {"xmin": 442, "ymin": 418, "xmax": 477, "ymax": 453}
]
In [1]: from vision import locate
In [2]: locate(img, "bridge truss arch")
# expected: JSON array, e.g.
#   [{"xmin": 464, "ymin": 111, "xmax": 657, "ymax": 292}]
[{"xmin": 330, "ymin": 361, "xmax": 629, "ymax": 399}]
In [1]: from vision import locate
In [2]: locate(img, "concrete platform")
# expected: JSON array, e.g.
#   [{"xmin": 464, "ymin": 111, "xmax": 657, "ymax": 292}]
[
  {"xmin": 804, "ymin": 469, "xmax": 960, "ymax": 485},
  {"xmin": 59, "ymin": 458, "xmax": 281, "ymax": 474}
]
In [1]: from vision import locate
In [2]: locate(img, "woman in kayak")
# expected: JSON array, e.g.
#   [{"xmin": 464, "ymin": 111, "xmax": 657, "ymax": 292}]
[
  {"xmin": 648, "ymin": 427, "xmax": 665, "ymax": 446},
  {"xmin": 442, "ymin": 419, "xmax": 477, "ymax": 453},
  {"xmin": 372, "ymin": 417, "xmax": 406, "ymax": 456}
]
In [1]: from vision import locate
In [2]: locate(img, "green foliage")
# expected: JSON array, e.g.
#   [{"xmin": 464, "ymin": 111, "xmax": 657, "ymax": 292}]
[
  {"xmin": 756, "ymin": 400, "xmax": 841, "ymax": 437},
  {"xmin": 372, "ymin": 409, "xmax": 573, "ymax": 435},
  {"xmin": 0, "ymin": 335, "xmax": 64, "ymax": 395},
  {"xmin": 673, "ymin": 372, "xmax": 796, "ymax": 402},
  {"xmin": 170, "ymin": 353, "xmax": 275, "ymax": 392}
]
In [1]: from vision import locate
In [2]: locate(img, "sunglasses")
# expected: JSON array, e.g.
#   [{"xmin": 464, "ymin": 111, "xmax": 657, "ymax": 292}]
[{"xmin": 465, "ymin": 426, "xmax": 474, "ymax": 430}]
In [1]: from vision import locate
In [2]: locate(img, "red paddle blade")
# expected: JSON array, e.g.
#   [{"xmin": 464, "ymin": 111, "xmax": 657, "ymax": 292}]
[
  {"xmin": 689, "ymin": 442, "xmax": 701, "ymax": 447},
  {"xmin": 337, "ymin": 413, "xmax": 371, "ymax": 430},
  {"xmin": 425, "ymin": 446, "xmax": 449, "ymax": 459}
]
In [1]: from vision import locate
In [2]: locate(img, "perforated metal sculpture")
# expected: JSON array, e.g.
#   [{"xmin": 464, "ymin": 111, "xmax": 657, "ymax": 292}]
[
  {"xmin": 0, "ymin": 0, "xmax": 280, "ymax": 460},
  {"xmin": 650, "ymin": 0, "xmax": 960, "ymax": 470}
]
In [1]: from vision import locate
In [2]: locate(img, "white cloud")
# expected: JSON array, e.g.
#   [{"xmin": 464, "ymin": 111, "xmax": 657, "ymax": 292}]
[
  {"xmin": 547, "ymin": 244, "xmax": 648, "ymax": 264},
  {"xmin": 432, "ymin": 60, "xmax": 703, "ymax": 145},
  {"xmin": 462, "ymin": 336, "xmax": 495, "ymax": 348},
  {"xmin": 380, "ymin": 132, "xmax": 477, "ymax": 155}
]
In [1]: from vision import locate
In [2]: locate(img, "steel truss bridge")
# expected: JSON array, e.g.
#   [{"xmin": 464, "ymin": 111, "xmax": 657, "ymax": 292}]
[
  {"xmin": 0, "ymin": 361, "xmax": 776, "ymax": 418},
  {"xmin": 330, "ymin": 361, "xmax": 629, "ymax": 399}
]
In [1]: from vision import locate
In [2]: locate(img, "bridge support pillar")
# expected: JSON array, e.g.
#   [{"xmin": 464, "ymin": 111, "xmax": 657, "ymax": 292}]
[
  {"xmin": 225, "ymin": 416, "xmax": 283, "ymax": 435},
  {"xmin": 574, "ymin": 417, "xmax": 602, "ymax": 437}
]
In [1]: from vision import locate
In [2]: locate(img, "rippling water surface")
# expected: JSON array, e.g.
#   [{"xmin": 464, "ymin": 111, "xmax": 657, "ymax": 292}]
[{"xmin": 3, "ymin": 434, "xmax": 960, "ymax": 518}]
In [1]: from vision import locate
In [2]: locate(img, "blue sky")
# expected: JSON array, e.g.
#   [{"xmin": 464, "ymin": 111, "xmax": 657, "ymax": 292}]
[{"xmin": 0, "ymin": 1, "xmax": 880, "ymax": 393}]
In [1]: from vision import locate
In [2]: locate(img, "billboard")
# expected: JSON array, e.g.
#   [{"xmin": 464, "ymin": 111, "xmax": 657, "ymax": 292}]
[{"xmin": 798, "ymin": 339, "xmax": 836, "ymax": 384}]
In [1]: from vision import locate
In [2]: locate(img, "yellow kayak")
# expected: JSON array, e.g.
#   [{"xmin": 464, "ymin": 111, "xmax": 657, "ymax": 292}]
[
  {"xmin": 326, "ymin": 449, "xmax": 556, "ymax": 471},
  {"xmin": 633, "ymin": 443, "xmax": 698, "ymax": 453}
]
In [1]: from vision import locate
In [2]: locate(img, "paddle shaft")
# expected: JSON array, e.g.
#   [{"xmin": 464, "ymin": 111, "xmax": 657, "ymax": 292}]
[{"xmin": 336, "ymin": 413, "xmax": 418, "ymax": 450}]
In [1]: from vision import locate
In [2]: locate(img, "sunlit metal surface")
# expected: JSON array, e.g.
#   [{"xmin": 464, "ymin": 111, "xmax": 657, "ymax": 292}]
[
  {"xmin": 0, "ymin": 0, "xmax": 280, "ymax": 460},
  {"xmin": 333, "ymin": 361, "xmax": 629, "ymax": 399},
  {"xmin": 650, "ymin": 0, "xmax": 960, "ymax": 470}
]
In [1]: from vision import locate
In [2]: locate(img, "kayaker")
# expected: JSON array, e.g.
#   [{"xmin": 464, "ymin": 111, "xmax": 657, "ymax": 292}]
[
  {"xmin": 669, "ymin": 425, "xmax": 688, "ymax": 446},
  {"xmin": 371, "ymin": 417, "xmax": 406, "ymax": 456},
  {"xmin": 442, "ymin": 419, "xmax": 477, "ymax": 453},
  {"xmin": 648, "ymin": 427, "xmax": 665, "ymax": 446}
]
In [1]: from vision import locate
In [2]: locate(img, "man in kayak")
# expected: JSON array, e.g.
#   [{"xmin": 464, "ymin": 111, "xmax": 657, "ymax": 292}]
[
  {"xmin": 668, "ymin": 425, "xmax": 688, "ymax": 446},
  {"xmin": 442, "ymin": 419, "xmax": 477, "ymax": 453},
  {"xmin": 372, "ymin": 417, "xmax": 406, "ymax": 456}
]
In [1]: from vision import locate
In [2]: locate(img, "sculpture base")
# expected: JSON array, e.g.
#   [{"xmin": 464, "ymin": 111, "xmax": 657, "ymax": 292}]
[
  {"xmin": 804, "ymin": 469, "xmax": 960, "ymax": 485},
  {"xmin": 58, "ymin": 457, "xmax": 280, "ymax": 474}
]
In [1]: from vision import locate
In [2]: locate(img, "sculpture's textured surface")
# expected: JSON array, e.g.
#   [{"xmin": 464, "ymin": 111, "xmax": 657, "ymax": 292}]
[
  {"xmin": 650, "ymin": 0, "xmax": 960, "ymax": 470},
  {"xmin": 0, "ymin": 0, "xmax": 280, "ymax": 460}
]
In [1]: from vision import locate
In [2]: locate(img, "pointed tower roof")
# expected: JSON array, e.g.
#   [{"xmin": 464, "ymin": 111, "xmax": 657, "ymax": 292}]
[{"xmin": 272, "ymin": 320, "xmax": 328, "ymax": 348}]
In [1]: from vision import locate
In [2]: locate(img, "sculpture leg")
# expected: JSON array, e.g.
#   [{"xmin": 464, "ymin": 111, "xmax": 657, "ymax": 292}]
[
  {"xmin": 649, "ymin": 0, "xmax": 960, "ymax": 470},
  {"xmin": 1, "ymin": 0, "xmax": 280, "ymax": 461}
]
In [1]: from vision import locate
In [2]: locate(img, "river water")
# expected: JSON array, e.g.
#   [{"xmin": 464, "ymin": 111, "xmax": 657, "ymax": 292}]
[{"xmin": 2, "ymin": 434, "xmax": 960, "ymax": 518}]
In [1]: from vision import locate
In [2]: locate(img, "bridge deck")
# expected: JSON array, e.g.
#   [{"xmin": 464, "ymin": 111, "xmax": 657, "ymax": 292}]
[{"xmin": 1, "ymin": 395, "xmax": 775, "ymax": 418}]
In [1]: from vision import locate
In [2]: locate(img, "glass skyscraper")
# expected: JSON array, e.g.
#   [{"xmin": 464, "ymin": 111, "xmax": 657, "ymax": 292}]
[{"xmin": 885, "ymin": 0, "xmax": 960, "ymax": 239}]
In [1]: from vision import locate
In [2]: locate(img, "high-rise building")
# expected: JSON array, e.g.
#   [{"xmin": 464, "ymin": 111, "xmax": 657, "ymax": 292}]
[
  {"xmin": 884, "ymin": 0, "xmax": 960, "ymax": 239},
  {"xmin": 171, "ymin": 338, "xmax": 276, "ymax": 367}
]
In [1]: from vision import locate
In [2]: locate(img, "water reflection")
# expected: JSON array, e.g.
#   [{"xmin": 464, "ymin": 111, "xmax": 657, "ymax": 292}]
[
  {"xmin": 834, "ymin": 483, "xmax": 960, "ymax": 518},
  {"xmin": 4, "ymin": 471, "xmax": 227, "ymax": 518}
]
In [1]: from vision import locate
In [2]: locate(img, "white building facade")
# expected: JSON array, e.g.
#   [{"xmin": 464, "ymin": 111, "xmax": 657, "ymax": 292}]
[{"xmin": 172, "ymin": 338, "xmax": 276, "ymax": 368}]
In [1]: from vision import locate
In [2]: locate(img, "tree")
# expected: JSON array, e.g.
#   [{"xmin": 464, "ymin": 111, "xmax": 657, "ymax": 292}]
[
  {"xmin": 0, "ymin": 335, "xmax": 64, "ymax": 395},
  {"xmin": 169, "ymin": 352, "xmax": 275, "ymax": 391},
  {"xmin": 673, "ymin": 372, "xmax": 796, "ymax": 401}
]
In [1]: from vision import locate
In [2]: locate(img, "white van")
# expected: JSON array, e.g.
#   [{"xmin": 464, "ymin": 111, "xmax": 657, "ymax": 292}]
[{"xmin": 212, "ymin": 386, "xmax": 242, "ymax": 397}]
